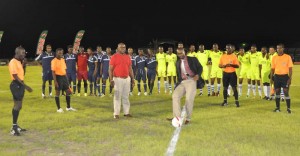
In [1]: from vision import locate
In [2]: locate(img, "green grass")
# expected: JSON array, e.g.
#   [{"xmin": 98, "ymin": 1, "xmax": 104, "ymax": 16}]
[{"xmin": 0, "ymin": 66, "xmax": 300, "ymax": 156}]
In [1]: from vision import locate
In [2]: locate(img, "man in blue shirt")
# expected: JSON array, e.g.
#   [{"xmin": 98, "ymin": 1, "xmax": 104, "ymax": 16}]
[
  {"xmin": 87, "ymin": 47, "xmax": 98, "ymax": 96},
  {"xmin": 95, "ymin": 45, "xmax": 104, "ymax": 96},
  {"xmin": 135, "ymin": 49, "xmax": 147, "ymax": 96},
  {"xmin": 35, "ymin": 44, "xmax": 55, "ymax": 98},
  {"xmin": 128, "ymin": 47, "xmax": 136, "ymax": 96},
  {"xmin": 100, "ymin": 47, "xmax": 112, "ymax": 97},
  {"xmin": 146, "ymin": 48, "xmax": 157, "ymax": 95},
  {"xmin": 64, "ymin": 45, "xmax": 77, "ymax": 94}
]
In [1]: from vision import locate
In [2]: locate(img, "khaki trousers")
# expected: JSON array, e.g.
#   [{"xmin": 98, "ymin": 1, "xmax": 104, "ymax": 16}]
[
  {"xmin": 172, "ymin": 79, "xmax": 197, "ymax": 120},
  {"xmin": 113, "ymin": 77, "xmax": 131, "ymax": 115}
]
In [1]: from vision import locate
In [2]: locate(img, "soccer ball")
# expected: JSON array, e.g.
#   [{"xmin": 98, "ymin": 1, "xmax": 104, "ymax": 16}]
[{"xmin": 172, "ymin": 117, "xmax": 182, "ymax": 128}]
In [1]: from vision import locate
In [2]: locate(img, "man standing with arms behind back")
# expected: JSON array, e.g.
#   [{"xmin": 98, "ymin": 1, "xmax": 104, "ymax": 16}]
[{"xmin": 109, "ymin": 43, "xmax": 135, "ymax": 119}]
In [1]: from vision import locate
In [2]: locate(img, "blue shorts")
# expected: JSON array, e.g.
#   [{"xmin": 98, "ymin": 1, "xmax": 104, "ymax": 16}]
[
  {"xmin": 147, "ymin": 69, "xmax": 156, "ymax": 81},
  {"xmin": 67, "ymin": 72, "xmax": 76, "ymax": 82},
  {"xmin": 88, "ymin": 71, "xmax": 96, "ymax": 82},
  {"xmin": 42, "ymin": 70, "xmax": 53, "ymax": 81},
  {"xmin": 102, "ymin": 71, "xmax": 109, "ymax": 80}
]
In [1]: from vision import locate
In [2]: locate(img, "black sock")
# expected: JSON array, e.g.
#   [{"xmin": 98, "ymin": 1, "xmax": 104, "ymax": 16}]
[
  {"xmin": 102, "ymin": 84, "xmax": 106, "ymax": 95},
  {"xmin": 144, "ymin": 83, "xmax": 147, "ymax": 92},
  {"xmin": 66, "ymin": 95, "xmax": 71, "ymax": 108},
  {"xmin": 77, "ymin": 83, "xmax": 81, "ymax": 93},
  {"xmin": 89, "ymin": 84, "xmax": 93, "ymax": 94},
  {"xmin": 150, "ymin": 83, "xmax": 154, "ymax": 93},
  {"xmin": 55, "ymin": 96, "xmax": 60, "ymax": 109},
  {"xmin": 12, "ymin": 109, "xmax": 19, "ymax": 125},
  {"xmin": 42, "ymin": 84, "xmax": 46, "ymax": 94},
  {"xmin": 94, "ymin": 82, "xmax": 97, "ymax": 94},
  {"xmin": 97, "ymin": 84, "xmax": 101, "ymax": 95},
  {"xmin": 286, "ymin": 99, "xmax": 291, "ymax": 109},
  {"xmin": 223, "ymin": 89, "xmax": 228, "ymax": 103},
  {"xmin": 73, "ymin": 85, "xmax": 76, "ymax": 94},
  {"xmin": 138, "ymin": 83, "xmax": 141, "ymax": 92},
  {"xmin": 49, "ymin": 85, "xmax": 52, "ymax": 94},
  {"xmin": 233, "ymin": 88, "xmax": 238, "ymax": 100},
  {"xmin": 276, "ymin": 97, "xmax": 280, "ymax": 109},
  {"xmin": 84, "ymin": 81, "xmax": 88, "ymax": 93}
]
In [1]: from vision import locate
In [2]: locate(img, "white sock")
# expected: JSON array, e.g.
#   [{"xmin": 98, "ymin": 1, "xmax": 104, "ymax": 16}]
[
  {"xmin": 157, "ymin": 81, "xmax": 160, "ymax": 91},
  {"xmin": 258, "ymin": 86, "xmax": 262, "ymax": 97},
  {"xmin": 263, "ymin": 86, "xmax": 268, "ymax": 97},
  {"xmin": 217, "ymin": 84, "xmax": 221, "ymax": 92},
  {"xmin": 164, "ymin": 81, "xmax": 168, "ymax": 92},
  {"xmin": 228, "ymin": 85, "xmax": 232, "ymax": 95},
  {"xmin": 247, "ymin": 84, "xmax": 251, "ymax": 96},
  {"xmin": 267, "ymin": 86, "xmax": 270, "ymax": 98},
  {"xmin": 252, "ymin": 85, "xmax": 256, "ymax": 96},
  {"xmin": 280, "ymin": 88, "xmax": 284, "ymax": 99},
  {"xmin": 211, "ymin": 85, "xmax": 215, "ymax": 93},
  {"xmin": 238, "ymin": 84, "xmax": 242, "ymax": 96},
  {"xmin": 207, "ymin": 84, "xmax": 211, "ymax": 94}
]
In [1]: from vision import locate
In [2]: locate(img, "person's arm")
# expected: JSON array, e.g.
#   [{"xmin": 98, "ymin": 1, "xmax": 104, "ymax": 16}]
[
  {"xmin": 270, "ymin": 68, "xmax": 275, "ymax": 84},
  {"xmin": 52, "ymin": 70, "xmax": 58, "ymax": 89},
  {"xmin": 12, "ymin": 74, "xmax": 32, "ymax": 92},
  {"xmin": 93, "ymin": 58, "xmax": 98, "ymax": 77},
  {"xmin": 288, "ymin": 67, "xmax": 292, "ymax": 86},
  {"xmin": 109, "ymin": 64, "xmax": 114, "ymax": 86},
  {"xmin": 129, "ymin": 65, "xmax": 135, "ymax": 87}
]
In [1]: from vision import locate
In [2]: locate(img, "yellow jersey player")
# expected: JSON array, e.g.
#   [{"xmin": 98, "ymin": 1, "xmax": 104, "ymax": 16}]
[
  {"xmin": 196, "ymin": 44, "xmax": 210, "ymax": 96},
  {"xmin": 209, "ymin": 43, "xmax": 223, "ymax": 96},
  {"xmin": 259, "ymin": 47, "xmax": 271, "ymax": 100},
  {"xmin": 166, "ymin": 47, "xmax": 177, "ymax": 94},
  {"xmin": 249, "ymin": 44, "xmax": 262, "ymax": 98},
  {"xmin": 156, "ymin": 46, "xmax": 168, "ymax": 93},
  {"xmin": 238, "ymin": 47, "xmax": 251, "ymax": 97}
]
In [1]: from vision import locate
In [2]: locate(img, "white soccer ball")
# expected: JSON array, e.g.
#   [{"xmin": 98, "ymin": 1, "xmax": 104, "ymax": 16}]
[{"xmin": 172, "ymin": 117, "xmax": 182, "ymax": 128}]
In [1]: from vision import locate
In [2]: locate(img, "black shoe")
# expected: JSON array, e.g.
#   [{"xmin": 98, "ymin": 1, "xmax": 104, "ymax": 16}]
[
  {"xmin": 114, "ymin": 115, "xmax": 120, "ymax": 119},
  {"xmin": 166, "ymin": 117, "xmax": 173, "ymax": 121},
  {"xmin": 287, "ymin": 109, "xmax": 292, "ymax": 114},
  {"xmin": 263, "ymin": 96, "xmax": 267, "ymax": 100},
  {"xmin": 198, "ymin": 93, "xmax": 203, "ymax": 96},
  {"xmin": 17, "ymin": 125, "xmax": 27, "ymax": 132},
  {"xmin": 10, "ymin": 126, "xmax": 21, "ymax": 136},
  {"xmin": 149, "ymin": 92, "xmax": 152, "ymax": 95},
  {"xmin": 273, "ymin": 108, "xmax": 281, "ymax": 112},
  {"xmin": 208, "ymin": 93, "xmax": 211, "ymax": 96},
  {"xmin": 221, "ymin": 102, "xmax": 228, "ymax": 106},
  {"xmin": 124, "ymin": 114, "xmax": 133, "ymax": 117},
  {"xmin": 281, "ymin": 98, "xmax": 285, "ymax": 102},
  {"xmin": 235, "ymin": 101, "xmax": 240, "ymax": 107}
]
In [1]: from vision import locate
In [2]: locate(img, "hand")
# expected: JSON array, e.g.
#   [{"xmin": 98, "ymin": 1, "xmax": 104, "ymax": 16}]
[
  {"xmin": 55, "ymin": 81, "xmax": 59, "ymax": 88},
  {"xmin": 25, "ymin": 85, "xmax": 33, "ymax": 92},
  {"xmin": 287, "ymin": 78, "xmax": 291, "ymax": 86},
  {"xmin": 93, "ymin": 72, "xmax": 97, "ymax": 78},
  {"xmin": 131, "ymin": 80, "xmax": 135, "ymax": 87},
  {"xmin": 270, "ymin": 79, "xmax": 273, "ymax": 85},
  {"xmin": 110, "ymin": 80, "xmax": 115, "ymax": 87},
  {"xmin": 193, "ymin": 75, "xmax": 199, "ymax": 81}
]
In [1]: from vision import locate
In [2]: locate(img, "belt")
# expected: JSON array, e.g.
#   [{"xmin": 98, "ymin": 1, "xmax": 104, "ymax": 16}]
[{"xmin": 115, "ymin": 76, "xmax": 128, "ymax": 79}]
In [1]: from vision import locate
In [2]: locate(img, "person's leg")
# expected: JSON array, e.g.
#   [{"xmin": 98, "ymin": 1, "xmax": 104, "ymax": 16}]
[
  {"xmin": 283, "ymin": 87, "xmax": 291, "ymax": 113},
  {"xmin": 217, "ymin": 78, "xmax": 221, "ymax": 96},
  {"xmin": 238, "ymin": 78, "xmax": 243, "ymax": 96},
  {"xmin": 168, "ymin": 76, "xmax": 172, "ymax": 92},
  {"xmin": 113, "ymin": 78, "xmax": 122, "ymax": 117},
  {"xmin": 49, "ymin": 80, "xmax": 53, "ymax": 97},
  {"xmin": 157, "ymin": 77, "xmax": 161, "ymax": 93},
  {"xmin": 42, "ymin": 80, "xmax": 46, "ymax": 97},
  {"xmin": 122, "ymin": 78, "xmax": 131, "ymax": 115},
  {"xmin": 164, "ymin": 76, "xmax": 168, "ymax": 93},
  {"xmin": 230, "ymin": 73, "xmax": 239, "ymax": 107},
  {"xmin": 257, "ymin": 79, "xmax": 262, "ymax": 98},
  {"xmin": 96, "ymin": 77, "xmax": 101, "ymax": 96},
  {"xmin": 252, "ymin": 79, "xmax": 256, "ymax": 96},
  {"xmin": 137, "ymin": 74, "xmax": 141, "ymax": 93},
  {"xmin": 172, "ymin": 83, "xmax": 186, "ymax": 118},
  {"xmin": 222, "ymin": 73, "xmax": 229, "ymax": 105},
  {"xmin": 83, "ymin": 80, "xmax": 88, "ymax": 95},
  {"xmin": 184, "ymin": 80, "xmax": 197, "ymax": 121},
  {"xmin": 143, "ymin": 79, "xmax": 147, "ymax": 94},
  {"xmin": 210, "ymin": 77, "xmax": 215, "ymax": 96},
  {"xmin": 102, "ymin": 79, "xmax": 107, "ymax": 95},
  {"xmin": 77, "ymin": 80, "xmax": 82, "ymax": 94},
  {"xmin": 247, "ymin": 79, "xmax": 251, "ymax": 97}
]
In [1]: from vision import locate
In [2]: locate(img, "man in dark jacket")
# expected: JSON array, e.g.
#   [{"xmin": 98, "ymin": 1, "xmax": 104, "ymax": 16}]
[{"xmin": 168, "ymin": 48, "xmax": 203, "ymax": 125}]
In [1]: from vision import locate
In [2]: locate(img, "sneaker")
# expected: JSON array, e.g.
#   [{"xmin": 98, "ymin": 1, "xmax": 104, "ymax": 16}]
[
  {"xmin": 114, "ymin": 115, "xmax": 119, "ymax": 119},
  {"xmin": 77, "ymin": 93, "xmax": 81, "ymax": 97},
  {"xmin": 207, "ymin": 93, "xmax": 210, "ymax": 96},
  {"xmin": 137, "ymin": 92, "xmax": 141, "ymax": 96},
  {"xmin": 42, "ymin": 93, "xmax": 46, "ymax": 99},
  {"xmin": 10, "ymin": 126, "xmax": 20, "ymax": 136},
  {"xmin": 57, "ymin": 108, "xmax": 64, "ymax": 113},
  {"xmin": 212, "ymin": 92, "xmax": 216, "ymax": 96},
  {"xmin": 66, "ymin": 107, "xmax": 77, "ymax": 111},
  {"xmin": 129, "ymin": 92, "xmax": 133, "ymax": 96},
  {"xmin": 221, "ymin": 102, "xmax": 228, "ymax": 106},
  {"xmin": 144, "ymin": 92, "xmax": 148, "ymax": 96},
  {"xmin": 263, "ymin": 96, "xmax": 268, "ymax": 100},
  {"xmin": 84, "ymin": 93, "xmax": 87, "ymax": 97},
  {"xmin": 124, "ymin": 114, "xmax": 133, "ymax": 117},
  {"xmin": 100, "ymin": 94, "xmax": 105, "ymax": 98},
  {"xmin": 184, "ymin": 120, "xmax": 190, "ymax": 125},
  {"xmin": 49, "ymin": 92, "xmax": 52, "ymax": 97},
  {"xmin": 281, "ymin": 98, "xmax": 285, "ymax": 102},
  {"xmin": 198, "ymin": 93, "xmax": 203, "ymax": 96},
  {"xmin": 273, "ymin": 108, "xmax": 280, "ymax": 112},
  {"xmin": 235, "ymin": 101, "xmax": 240, "ymax": 107},
  {"xmin": 287, "ymin": 109, "xmax": 292, "ymax": 114}
]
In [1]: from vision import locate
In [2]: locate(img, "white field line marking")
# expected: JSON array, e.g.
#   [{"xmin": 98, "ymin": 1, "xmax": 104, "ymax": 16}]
[{"xmin": 166, "ymin": 106, "xmax": 186, "ymax": 156}]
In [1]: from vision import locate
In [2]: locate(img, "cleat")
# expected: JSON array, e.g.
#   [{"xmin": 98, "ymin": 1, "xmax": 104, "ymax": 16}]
[
  {"xmin": 57, "ymin": 108, "xmax": 64, "ymax": 113},
  {"xmin": 207, "ymin": 93, "xmax": 210, "ymax": 96},
  {"xmin": 114, "ymin": 115, "xmax": 119, "ymax": 119},
  {"xmin": 49, "ymin": 92, "xmax": 52, "ymax": 98},
  {"xmin": 281, "ymin": 98, "xmax": 285, "ymax": 102},
  {"xmin": 137, "ymin": 92, "xmax": 141, "ymax": 96},
  {"xmin": 287, "ymin": 109, "xmax": 291, "ymax": 114},
  {"xmin": 17, "ymin": 125, "xmax": 27, "ymax": 132},
  {"xmin": 66, "ymin": 107, "xmax": 77, "ymax": 111},
  {"xmin": 124, "ymin": 114, "xmax": 133, "ymax": 117},
  {"xmin": 198, "ymin": 93, "xmax": 203, "ymax": 96},
  {"xmin": 235, "ymin": 101, "xmax": 240, "ymax": 107},
  {"xmin": 100, "ymin": 94, "xmax": 105, "ymax": 98},
  {"xmin": 273, "ymin": 108, "xmax": 280, "ymax": 112},
  {"xmin": 10, "ymin": 126, "xmax": 21, "ymax": 136},
  {"xmin": 144, "ymin": 92, "xmax": 148, "ymax": 96},
  {"xmin": 42, "ymin": 93, "xmax": 46, "ymax": 99},
  {"xmin": 212, "ymin": 92, "xmax": 216, "ymax": 96},
  {"xmin": 216, "ymin": 92, "xmax": 220, "ymax": 96},
  {"xmin": 129, "ymin": 92, "xmax": 133, "ymax": 96},
  {"xmin": 221, "ymin": 102, "xmax": 228, "ymax": 106},
  {"xmin": 84, "ymin": 93, "xmax": 87, "ymax": 97}
]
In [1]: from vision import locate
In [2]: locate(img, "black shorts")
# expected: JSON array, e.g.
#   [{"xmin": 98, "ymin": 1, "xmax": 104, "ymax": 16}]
[
  {"xmin": 10, "ymin": 80, "xmax": 25, "ymax": 101},
  {"xmin": 56, "ymin": 76, "xmax": 70, "ymax": 91},
  {"xmin": 222, "ymin": 72, "xmax": 237, "ymax": 88},
  {"xmin": 274, "ymin": 74, "xmax": 289, "ymax": 89}
]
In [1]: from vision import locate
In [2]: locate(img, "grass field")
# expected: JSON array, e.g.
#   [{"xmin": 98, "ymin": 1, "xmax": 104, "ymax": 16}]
[{"xmin": 0, "ymin": 66, "xmax": 299, "ymax": 156}]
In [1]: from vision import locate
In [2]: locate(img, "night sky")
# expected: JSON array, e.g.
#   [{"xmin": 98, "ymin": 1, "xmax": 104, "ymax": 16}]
[{"xmin": 0, "ymin": 0, "xmax": 300, "ymax": 59}]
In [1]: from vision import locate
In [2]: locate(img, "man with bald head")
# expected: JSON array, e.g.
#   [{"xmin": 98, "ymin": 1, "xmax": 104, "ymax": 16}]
[
  {"xmin": 8, "ymin": 46, "xmax": 33, "ymax": 136},
  {"xmin": 109, "ymin": 43, "xmax": 135, "ymax": 119}
]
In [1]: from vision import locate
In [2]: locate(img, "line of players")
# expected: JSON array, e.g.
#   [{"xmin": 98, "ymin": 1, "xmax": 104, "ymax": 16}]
[{"xmin": 35, "ymin": 43, "xmax": 284, "ymax": 100}]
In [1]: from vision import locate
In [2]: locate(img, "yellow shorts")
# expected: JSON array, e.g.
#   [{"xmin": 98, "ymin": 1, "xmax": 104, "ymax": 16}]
[
  {"xmin": 167, "ymin": 69, "xmax": 176, "ymax": 77},
  {"xmin": 250, "ymin": 67, "xmax": 260, "ymax": 80},
  {"xmin": 239, "ymin": 68, "xmax": 251, "ymax": 79},
  {"xmin": 210, "ymin": 68, "xmax": 222, "ymax": 78},
  {"xmin": 201, "ymin": 66, "xmax": 209, "ymax": 80},
  {"xmin": 157, "ymin": 68, "xmax": 166, "ymax": 77}
]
